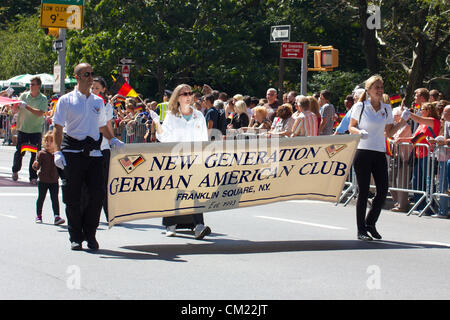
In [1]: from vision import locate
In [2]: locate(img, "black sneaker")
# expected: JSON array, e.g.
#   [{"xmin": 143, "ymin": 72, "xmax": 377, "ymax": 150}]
[
  {"xmin": 87, "ymin": 238, "xmax": 99, "ymax": 251},
  {"xmin": 357, "ymin": 232, "xmax": 373, "ymax": 241},
  {"xmin": 71, "ymin": 242, "xmax": 82, "ymax": 251},
  {"xmin": 366, "ymin": 225, "xmax": 382, "ymax": 240},
  {"xmin": 194, "ymin": 225, "xmax": 211, "ymax": 240}
]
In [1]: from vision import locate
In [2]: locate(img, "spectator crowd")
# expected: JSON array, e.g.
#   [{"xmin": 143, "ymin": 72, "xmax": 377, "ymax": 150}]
[{"xmin": 1, "ymin": 80, "xmax": 449, "ymax": 220}]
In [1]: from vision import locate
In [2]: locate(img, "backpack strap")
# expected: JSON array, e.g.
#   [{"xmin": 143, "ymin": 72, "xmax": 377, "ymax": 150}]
[{"xmin": 358, "ymin": 101, "xmax": 365, "ymax": 124}]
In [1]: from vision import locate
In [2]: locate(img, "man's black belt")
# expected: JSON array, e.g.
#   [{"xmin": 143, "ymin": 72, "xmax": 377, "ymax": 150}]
[{"xmin": 61, "ymin": 133, "xmax": 102, "ymax": 157}]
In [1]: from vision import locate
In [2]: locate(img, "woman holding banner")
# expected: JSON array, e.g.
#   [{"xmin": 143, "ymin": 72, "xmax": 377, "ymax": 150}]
[
  {"xmin": 152, "ymin": 84, "xmax": 211, "ymax": 240},
  {"xmin": 348, "ymin": 75, "xmax": 410, "ymax": 241}
]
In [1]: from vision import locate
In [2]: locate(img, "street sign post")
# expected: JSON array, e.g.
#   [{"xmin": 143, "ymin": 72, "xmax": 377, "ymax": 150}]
[
  {"xmin": 53, "ymin": 64, "xmax": 61, "ymax": 93},
  {"xmin": 40, "ymin": 0, "xmax": 85, "ymax": 30},
  {"xmin": 270, "ymin": 25, "xmax": 290, "ymax": 43},
  {"xmin": 120, "ymin": 58, "xmax": 136, "ymax": 65},
  {"xmin": 280, "ymin": 42, "xmax": 306, "ymax": 59},
  {"xmin": 122, "ymin": 65, "xmax": 130, "ymax": 82}
]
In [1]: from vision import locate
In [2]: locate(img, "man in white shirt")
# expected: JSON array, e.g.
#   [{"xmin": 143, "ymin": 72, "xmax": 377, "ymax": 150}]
[{"xmin": 53, "ymin": 63, "xmax": 123, "ymax": 251}]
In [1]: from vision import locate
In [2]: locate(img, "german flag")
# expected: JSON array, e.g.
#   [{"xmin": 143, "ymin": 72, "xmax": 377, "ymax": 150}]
[
  {"xmin": 132, "ymin": 156, "xmax": 145, "ymax": 168},
  {"xmin": 21, "ymin": 144, "xmax": 38, "ymax": 153},
  {"xmin": 334, "ymin": 113, "xmax": 346, "ymax": 128},
  {"xmin": 10, "ymin": 123, "xmax": 17, "ymax": 130},
  {"xmin": 134, "ymin": 105, "xmax": 143, "ymax": 112},
  {"xmin": 385, "ymin": 138, "xmax": 393, "ymax": 156},
  {"xmin": 111, "ymin": 75, "xmax": 139, "ymax": 98},
  {"xmin": 390, "ymin": 94, "xmax": 402, "ymax": 104},
  {"xmin": 411, "ymin": 132, "xmax": 427, "ymax": 146}
]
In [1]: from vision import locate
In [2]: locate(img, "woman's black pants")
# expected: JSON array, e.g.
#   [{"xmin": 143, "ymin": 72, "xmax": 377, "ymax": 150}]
[{"xmin": 353, "ymin": 149, "xmax": 388, "ymax": 234}]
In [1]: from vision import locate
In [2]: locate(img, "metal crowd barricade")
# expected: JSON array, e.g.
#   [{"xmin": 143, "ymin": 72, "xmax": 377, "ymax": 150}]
[
  {"xmin": 225, "ymin": 128, "xmax": 269, "ymax": 140},
  {"xmin": 337, "ymin": 166, "xmax": 357, "ymax": 206},
  {"xmin": 430, "ymin": 144, "xmax": 450, "ymax": 216},
  {"xmin": 388, "ymin": 142, "xmax": 432, "ymax": 216},
  {"xmin": 1, "ymin": 114, "xmax": 13, "ymax": 145},
  {"xmin": 339, "ymin": 142, "xmax": 435, "ymax": 217},
  {"xmin": 123, "ymin": 121, "xmax": 148, "ymax": 144},
  {"xmin": 42, "ymin": 117, "xmax": 52, "ymax": 135}
]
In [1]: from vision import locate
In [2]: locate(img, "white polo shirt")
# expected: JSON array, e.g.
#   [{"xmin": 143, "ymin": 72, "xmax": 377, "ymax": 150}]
[
  {"xmin": 53, "ymin": 88, "xmax": 107, "ymax": 156},
  {"xmin": 351, "ymin": 100, "xmax": 393, "ymax": 152}
]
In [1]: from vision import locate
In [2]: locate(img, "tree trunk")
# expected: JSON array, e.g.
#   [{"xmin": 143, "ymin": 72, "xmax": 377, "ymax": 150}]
[
  {"xmin": 358, "ymin": 0, "xmax": 380, "ymax": 74},
  {"xmin": 155, "ymin": 63, "xmax": 165, "ymax": 101},
  {"xmin": 405, "ymin": 37, "xmax": 428, "ymax": 106}
]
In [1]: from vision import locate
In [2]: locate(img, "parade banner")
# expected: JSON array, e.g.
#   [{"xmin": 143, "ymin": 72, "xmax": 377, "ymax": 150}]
[{"xmin": 108, "ymin": 134, "xmax": 360, "ymax": 227}]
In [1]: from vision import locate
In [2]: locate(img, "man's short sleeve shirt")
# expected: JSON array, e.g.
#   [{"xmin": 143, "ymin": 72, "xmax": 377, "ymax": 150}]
[
  {"xmin": 53, "ymin": 88, "xmax": 107, "ymax": 141},
  {"xmin": 205, "ymin": 107, "xmax": 219, "ymax": 129},
  {"xmin": 320, "ymin": 103, "xmax": 336, "ymax": 135},
  {"xmin": 17, "ymin": 91, "xmax": 48, "ymax": 133}
]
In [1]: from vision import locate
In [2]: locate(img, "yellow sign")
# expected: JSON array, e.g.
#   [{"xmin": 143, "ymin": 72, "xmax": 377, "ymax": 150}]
[{"xmin": 40, "ymin": 3, "xmax": 84, "ymax": 29}]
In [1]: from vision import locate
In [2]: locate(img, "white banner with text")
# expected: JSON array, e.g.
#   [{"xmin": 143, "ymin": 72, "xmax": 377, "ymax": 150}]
[{"xmin": 108, "ymin": 135, "xmax": 360, "ymax": 227}]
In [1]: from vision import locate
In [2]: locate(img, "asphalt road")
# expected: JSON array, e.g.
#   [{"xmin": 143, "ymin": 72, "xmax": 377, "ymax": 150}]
[{"xmin": 0, "ymin": 145, "xmax": 449, "ymax": 301}]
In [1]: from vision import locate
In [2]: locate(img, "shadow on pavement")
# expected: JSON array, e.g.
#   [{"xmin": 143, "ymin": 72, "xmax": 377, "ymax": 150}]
[
  {"xmin": 99, "ymin": 221, "xmax": 166, "ymax": 232},
  {"xmin": 0, "ymin": 176, "xmax": 35, "ymax": 187},
  {"xmin": 94, "ymin": 239, "xmax": 449, "ymax": 262}
]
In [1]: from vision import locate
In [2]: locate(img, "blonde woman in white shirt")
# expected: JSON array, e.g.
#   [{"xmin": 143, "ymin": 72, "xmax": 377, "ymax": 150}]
[
  {"xmin": 348, "ymin": 75, "xmax": 410, "ymax": 241},
  {"xmin": 153, "ymin": 84, "xmax": 211, "ymax": 239}
]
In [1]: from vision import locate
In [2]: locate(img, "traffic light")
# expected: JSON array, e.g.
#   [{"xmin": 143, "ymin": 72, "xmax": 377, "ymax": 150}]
[
  {"xmin": 44, "ymin": 28, "xmax": 60, "ymax": 37},
  {"xmin": 314, "ymin": 48, "xmax": 339, "ymax": 70}
]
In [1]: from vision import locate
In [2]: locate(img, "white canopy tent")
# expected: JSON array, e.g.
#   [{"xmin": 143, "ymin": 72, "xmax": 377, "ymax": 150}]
[{"xmin": 0, "ymin": 73, "xmax": 76, "ymax": 89}]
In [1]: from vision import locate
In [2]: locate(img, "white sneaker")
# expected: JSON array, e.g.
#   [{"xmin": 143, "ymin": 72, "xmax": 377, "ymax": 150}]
[
  {"xmin": 166, "ymin": 225, "xmax": 176, "ymax": 237},
  {"xmin": 194, "ymin": 224, "xmax": 211, "ymax": 240}
]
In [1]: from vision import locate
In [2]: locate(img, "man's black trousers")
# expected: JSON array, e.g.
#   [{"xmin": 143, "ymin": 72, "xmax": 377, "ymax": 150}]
[
  {"xmin": 12, "ymin": 131, "xmax": 42, "ymax": 180},
  {"xmin": 61, "ymin": 152, "xmax": 104, "ymax": 244}
]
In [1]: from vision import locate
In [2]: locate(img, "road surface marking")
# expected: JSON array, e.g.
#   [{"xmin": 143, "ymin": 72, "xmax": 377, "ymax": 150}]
[
  {"xmin": 0, "ymin": 193, "xmax": 38, "ymax": 197},
  {"xmin": 0, "ymin": 213, "xmax": 18, "ymax": 219},
  {"xmin": 255, "ymin": 215, "xmax": 347, "ymax": 230}
]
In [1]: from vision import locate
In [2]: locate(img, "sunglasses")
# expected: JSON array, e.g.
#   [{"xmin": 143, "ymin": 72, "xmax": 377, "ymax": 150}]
[
  {"xmin": 179, "ymin": 91, "xmax": 193, "ymax": 97},
  {"xmin": 81, "ymin": 71, "xmax": 94, "ymax": 78}
]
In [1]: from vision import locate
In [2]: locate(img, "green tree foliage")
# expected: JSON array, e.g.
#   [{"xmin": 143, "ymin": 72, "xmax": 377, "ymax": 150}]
[
  {"xmin": 0, "ymin": 0, "xmax": 41, "ymax": 29},
  {"xmin": 308, "ymin": 70, "xmax": 370, "ymax": 111},
  {"xmin": 0, "ymin": 14, "xmax": 56, "ymax": 78},
  {"xmin": 0, "ymin": 0, "xmax": 447, "ymax": 103},
  {"xmin": 376, "ymin": 0, "xmax": 450, "ymax": 103}
]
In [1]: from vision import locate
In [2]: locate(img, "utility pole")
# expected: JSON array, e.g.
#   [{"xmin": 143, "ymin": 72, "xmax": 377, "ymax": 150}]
[
  {"xmin": 300, "ymin": 44, "xmax": 308, "ymax": 96},
  {"xmin": 55, "ymin": 28, "xmax": 66, "ymax": 95}
]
